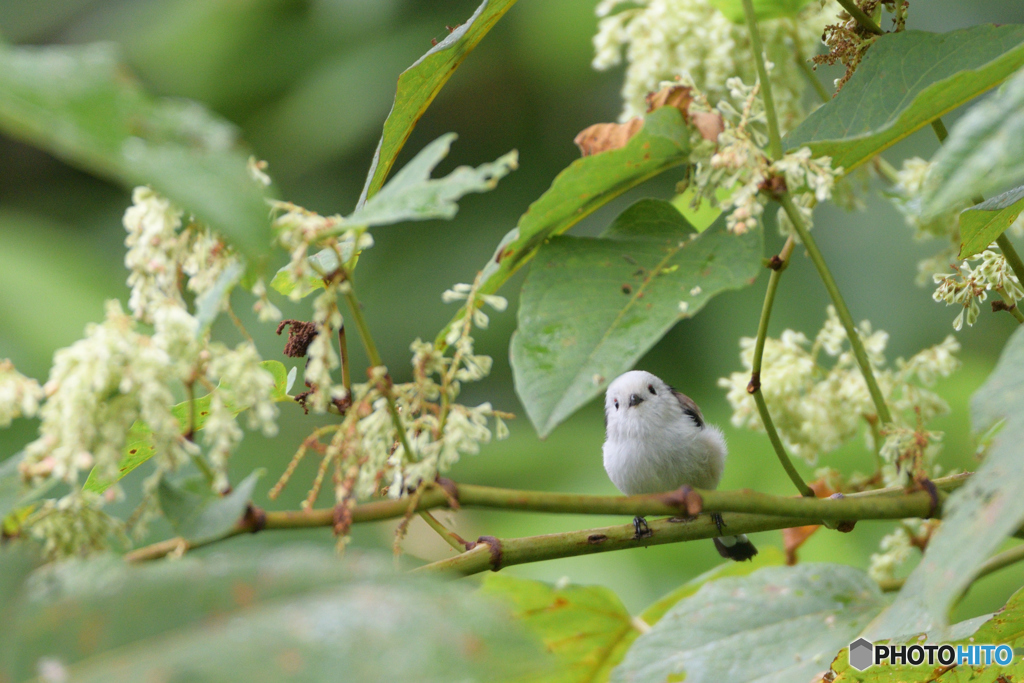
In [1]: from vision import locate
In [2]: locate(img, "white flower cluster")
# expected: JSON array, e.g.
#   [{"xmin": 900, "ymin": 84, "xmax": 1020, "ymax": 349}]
[
  {"xmin": 719, "ymin": 306, "xmax": 960, "ymax": 466},
  {"xmin": 867, "ymin": 519, "xmax": 939, "ymax": 583},
  {"xmin": 16, "ymin": 187, "xmax": 282, "ymax": 558},
  {"xmin": 592, "ymin": 0, "xmax": 836, "ymax": 130},
  {"xmin": 682, "ymin": 77, "xmax": 839, "ymax": 234},
  {"xmin": 933, "ymin": 249, "xmax": 1024, "ymax": 330},
  {"xmin": 0, "ymin": 359, "xmax": 43, "ymax": 428},
  {"xmin": 273, "ymin": 280, "xmax": 510, "ymax": 512}
]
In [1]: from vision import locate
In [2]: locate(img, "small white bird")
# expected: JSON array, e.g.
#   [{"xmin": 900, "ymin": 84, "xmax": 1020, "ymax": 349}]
[{"xmin": 602, "ymin": 370, "xmax": 757, "ymax": 561}]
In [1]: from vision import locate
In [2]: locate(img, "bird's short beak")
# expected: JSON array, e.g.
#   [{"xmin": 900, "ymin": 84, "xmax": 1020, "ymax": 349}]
[{"xmin": 628, "ymin": 393, "xmax": 644, "ymax": 408}]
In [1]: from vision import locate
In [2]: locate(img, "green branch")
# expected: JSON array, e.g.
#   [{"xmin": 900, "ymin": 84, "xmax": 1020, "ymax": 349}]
[
  {"xmin": 779, "ymin": 194, "xmax": 894, "ymax": 425},
  {"xmin": 748, "ymin": 236, "xmax": 814, "ymax": 497},
  {"xmin": 126, "ymin": 474, "xmax": 970, "ymax": 563},
  {"xmin": 339, "ymin": 274, "xmax": 417, "ymax": 462},
  {"xmin": 836, "ymin": 0, "xmax": 883, "ymax": 35},
  {"xmin": 741, "ymin": 0, "xmax": 783, "ymax": 161}
]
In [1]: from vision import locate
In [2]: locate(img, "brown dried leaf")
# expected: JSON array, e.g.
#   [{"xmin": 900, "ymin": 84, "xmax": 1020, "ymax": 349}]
[
  {"xmin": 573, "ymin": 85, "xmax": 724, "ymax": 157},
  {"xmin": 783, "ymin": 525, "xmax": 821, "ymax": 566}
]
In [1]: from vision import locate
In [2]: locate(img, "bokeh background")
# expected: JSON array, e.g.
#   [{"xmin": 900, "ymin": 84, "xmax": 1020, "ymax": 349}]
[{"xmin": 2, "ymin": 0, "xmax": 1023, "ymax": 621}]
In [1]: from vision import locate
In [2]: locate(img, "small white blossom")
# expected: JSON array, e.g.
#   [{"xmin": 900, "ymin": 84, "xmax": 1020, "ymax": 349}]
[
  {"xmin": 0, "ymin": 359, "xmax": 43, "ymax": 427},
  {"xmin": 27, "ymin": 491, "xmax": 124, "ymax": 560},
  {"xmin": 932, "ymin": 249, "xmax": 1022, "ymax": 330},
  {"xmin": 123, "ymin": 186, "xmax": 187, "ymax": 320},
  {"xmin": 868, "ymin": 526, "xmax": 913, "ymax": 583}
]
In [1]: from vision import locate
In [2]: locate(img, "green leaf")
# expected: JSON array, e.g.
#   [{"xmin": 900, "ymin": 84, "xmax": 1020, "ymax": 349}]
[
  {"xmin": 480, "ymin": 549, "xmax": 783, "ymax": 683},
  {"xmin": 671, "ymin": 187, "xmax": 725, "ymax": 233},
  {"xmin": 359, "ymin": 0, "xmax": 519, "ymax": 203},
  {"xmin": 0, "ymin": 43, "xmax": 273, "ymax": 262},
  {"xmin": 784, "ymin": 25, "xmax": 1024, "ymax": 173},
  {"xmin": 0, "ymin": 453, "xmax": 59, "ymax": 529},
  {"xmin": 829, "ymin": 586, "xmax": 1024, "ymax": 681},
  {"xmin": 481, "ymin": 575, "xmax": 637, "ymax": 683},
  {"xmin": 4, "ymin": 548, "xmax": 544, "ymax": 683},
  {"xmin": 613, "ymin": 564, "xmax": 886, "ymax": 683},
  {"xmin": 271, "ymin": 135, "xmax": 516, "ymax": 299},
  {"xmin": 352, "ymin": 133, "xmax": 517, "ymax": 227},
  {"xmin": 709, "ymin": 0, "xmax": 813, "ymax": 23},
  {"xmin": 437, "ymin": 105, "xmax": 694, "ymax": 347},
  {"xmin": 864, "ymin": 325, "xmax": 1024, "ymax": 640},
  {"xmin": 158, "ymin": 470, "xmax": 263, "ymax": 544},
  {"xmin": 958, "ymin": 184, "xmax": 1024, "ymax": 259},
  {"xmin": 924, "ymin": 67, "xmax": 1024, "ymax": 219},
  {"xmin": 83, "ymin": 360, "xmax": 291, "ymax": 493},
  {"xmin": 511, "ymin": 209, "xmax": 761, "ymax": 437}
]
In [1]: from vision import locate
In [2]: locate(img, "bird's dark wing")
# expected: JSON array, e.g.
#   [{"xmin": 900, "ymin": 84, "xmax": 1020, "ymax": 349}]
[{"xmin": 670, "ymin": 387, "xmax": 704, "ymax": 429}]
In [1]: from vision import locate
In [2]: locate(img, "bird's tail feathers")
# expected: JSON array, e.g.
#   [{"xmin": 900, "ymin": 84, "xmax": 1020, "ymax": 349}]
[{"xmin": 714, "ymin": 534, "xmax": 758, "ymax": 562}]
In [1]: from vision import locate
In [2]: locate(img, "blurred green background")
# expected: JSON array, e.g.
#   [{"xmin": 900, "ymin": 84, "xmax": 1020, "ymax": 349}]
[{"xmin": 2, "ymin": 0, "xmax": 1023, "ymax": 622}]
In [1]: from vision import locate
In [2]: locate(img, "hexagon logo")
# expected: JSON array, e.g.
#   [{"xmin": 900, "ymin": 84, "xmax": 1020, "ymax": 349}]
[{"xmin": 849, "ymin": 638, "xmax": 874, "ymax": 671}]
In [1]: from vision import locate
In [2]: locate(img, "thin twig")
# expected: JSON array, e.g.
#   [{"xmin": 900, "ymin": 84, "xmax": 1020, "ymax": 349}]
[
  {"xmin": 419, "ymin": 510, "xmax": 471, "ymax": 551},
  {"xmin": 880, "ymin": 542, "xmax": 1024, "ymax": 594},
  {"xmin": 741, "ymin": 0, "xmax": 783, "ymax": 161}
]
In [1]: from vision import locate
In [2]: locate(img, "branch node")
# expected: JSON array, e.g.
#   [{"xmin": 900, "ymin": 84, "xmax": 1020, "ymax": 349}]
[
  {"xmin": 747, "ymin": 372, "xmax": 761, "ymax": 394},
  {"xmin": 472, "ymin": 535, "xmax": 504, "ymax": 571},
  {"xmin": 333, "ymin": 502, "xmax": 353, "ymax": 537},
  {"xmin": 917, "ymin": 477, "xmax": 941, "ymax": 519},
  {"xmin": 767, "ymin": 255, "xmax": 785, "ymax": 271},
  {"xmin": 587, "ymin": 534, "xmax": 609, "ymax": 545},
  {"xmin": 661, "ymin": 485, "xmax": 703, "ymax": 517},
  {"xmin": 992, "ymin": 299, "xmax": 1016, "ymax": 313},
  {"xmin": 243, "ymin": 503, "xmax": 267, "ymax": 533}
]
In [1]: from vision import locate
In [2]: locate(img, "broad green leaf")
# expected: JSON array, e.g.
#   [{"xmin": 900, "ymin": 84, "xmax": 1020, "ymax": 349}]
[
  {"xmin": 272, "ymin": 135, "xmax": 516, "ymax": 299},
  {"xmin": 481, "ymin": 575, "xmax": 638, "ymax": 683},
  {"xmin": 193, "ymin": 259, "xmax": 245, "ymax": 335},
  {"xmin": 352, "ymin": 133, "xmax": 517, "ymax": 227},
  {"xmin": 709, "ymin": 0, "xmax": 813, "ymax": 23},
  {"xmin": 437, "ymin": 105, "xmax": 694, "ymax": 347},
  {"xmin": 158, "ymin": 469, "xmax": 263, "ymax": 544},
  {"xmin": 785, "ymin": 25, "xmax": 1024, "ymax": 173},
  {"xmin": 480, "ymin": 550, "xmax": 781, "ymax": 683},
  {"xmin": 640, "ymin": 546, "xmax": 784, "ymax": 624},
  {"xmin": 864, "ymin": 325, "xmax": 1024, "ymax": 640},
  {"xmin": 0, "ymin": 43, "xmax": 273, "ymax": 262},
  {"xmin": 613, "ymin": 564, "xmax": 886, "ymax": 683},
  {"xmin": 511, "ymin": 210, "xmax": 761, "ymax": 437},
  {"xmin": 4, "ymin": 548, "xmax": 544, "ymax": 683},
  {"xmin": 83, "ymin": 360, "xmax": 290, "ymax": 493},
  {"xmin": 925, "ymin": 67, "xmax": 1024, "ymax": 219},
  {"xmin": 830, "ymin": 586, "xmax": 1024, "ymax": 681},
  {"xmin": 359, "ymin": 0, "xmax": 519, "ymax": 203},
  {"xmin": 958, "ymin": 185, "xmax": 1024, "ymax": 259}
]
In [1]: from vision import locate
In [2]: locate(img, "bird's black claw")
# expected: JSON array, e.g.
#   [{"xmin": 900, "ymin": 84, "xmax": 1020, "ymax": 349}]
[
  {"xmin": 711, "ymin": 512, "xmax": 726, "ymax": 535},
  {"xmin": 633, "ymin": 516, "xmax": 652, "ymax": 539}
]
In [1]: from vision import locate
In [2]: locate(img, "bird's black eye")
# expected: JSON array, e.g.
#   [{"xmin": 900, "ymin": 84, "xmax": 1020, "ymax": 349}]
[
  {"xmin": 613, "ymin": 399, "xmax": 619, "ymax": 410},
  {"xmin": 648, "ymin": 384, "xmax": 656, "ymax": 395}
]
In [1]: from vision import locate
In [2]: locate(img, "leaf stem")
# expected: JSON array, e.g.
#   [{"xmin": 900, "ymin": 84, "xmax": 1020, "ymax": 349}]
[
  {"xmin": 741, "ymin": 0, "xmax": 783, "ymax": 161},
  {"xmin": 749, "ymin": 237, "xmax": 814, "ymax": 497},
  {"xmin": 338, "ymin": 324, "xmax": 351, "ymax": 393},
  {"xmin": 339, "ymin": 275, "xmax": 416, "ymax": 462},
  {"xmin": 997, "ymin": 234, "xmax": 1024, "ymax": 293},
  {"xmin": 793, "ymin": 41, "xmax": 830, "ymax": 104},
  {"xmin": 419, "ymin": 510, "xmax": 471, "ymax": 551},
  {"xmin": 836, "ymin": 0, "xmax": 884, "ymax": 35},
  {"xmin": 779, "ymin": 194, "xmax": 894, "ymax": 425}
]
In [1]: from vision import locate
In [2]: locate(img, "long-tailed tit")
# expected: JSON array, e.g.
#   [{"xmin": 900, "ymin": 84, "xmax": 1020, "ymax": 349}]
[{"xmin": 602, "ymin": 370, "xmax": 757, "ymax": 561}]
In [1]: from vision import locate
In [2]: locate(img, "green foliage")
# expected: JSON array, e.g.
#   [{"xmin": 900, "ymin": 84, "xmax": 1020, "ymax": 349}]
[
  {"xmin": 0, "ymin": 547, "xmax": 545, "ymax": 683},
  {"xmin": 194, "ymin": 260, "xmax": 246, "ymax": 335},
  {"xmin": 83, "ymin": 360, "xmax": 290, "ymax": 493},
  {"xmin": 613, "ymin": 564, "xmax": 886, "ymax": 683},
  {"xmin": 439, "ymin": 105, "xmax": 695, "ymax": 346},
  {"xmin": 481, "ymin": 549, "xmax": 783, "ymax": 683},
  {"xmin": 830, "ymin": 586, "xmax": 1024, "ymax": 681},
  {"xmin": 866, "ymin": 326, "xmax": 1024, "ymax": 639},
  {"xmin": 272, "ymin": 134, "xmax": 517, "ymax": 299},
  {"xmin": 924, "ymin": 67, "xmax": 1024, "ymax": 218},
  {"xmin": 359, "ymin": 0, "xmax": 520, "ymax": 202},
  {"xmin": 708, "ymin": 0, "xmax": 813, "ymax": 23},
  {"xmin": 958, "ymin": 185, "xmax": 1024, "ymax": 259},
  {"xmin": 785, "ymin": 25, "xmax": 1024, "ymax": 173},
  {"xmin": 511, "ymin": 205, "xmax": 761, "ymax": 436},
  {"xmin": 157, "ymin": 469, "xmax": 263, "ymax": 544},
  {"xmin": 0, "ymin": 43, "xmax": 273, "ymax": 263}
]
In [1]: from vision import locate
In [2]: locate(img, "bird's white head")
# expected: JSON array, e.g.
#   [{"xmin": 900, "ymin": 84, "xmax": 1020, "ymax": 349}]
[{"xmin": 604, "ymin": 370, "xmax": 684, "ymax": 440}]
